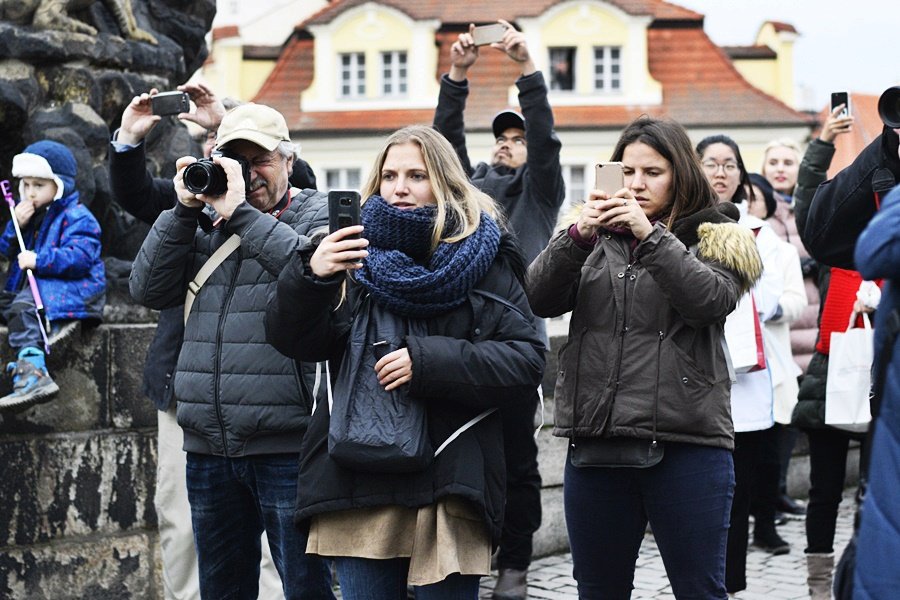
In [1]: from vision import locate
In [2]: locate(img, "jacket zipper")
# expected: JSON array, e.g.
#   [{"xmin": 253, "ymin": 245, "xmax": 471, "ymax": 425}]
[
  {"xmin": 213, "ymin": 246, "xmax": 242, "ymax": 457},
  {"xmin": 608, "ymin": 259, "xmax": 633, "ymax": 430},
  {"xmin": 652, "ymin": 330, "xmax": 663, "ymax": 450}
]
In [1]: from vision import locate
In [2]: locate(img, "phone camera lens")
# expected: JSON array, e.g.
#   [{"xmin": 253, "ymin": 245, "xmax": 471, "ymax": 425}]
[{"xmin": 340, "ymin": 197, "xmax": 352, "ymax": 206}]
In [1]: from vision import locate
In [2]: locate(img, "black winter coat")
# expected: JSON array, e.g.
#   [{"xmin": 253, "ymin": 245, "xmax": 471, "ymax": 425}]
[
  {"xmin": 109, "ymin": 139, "xmax": 183, "ymax": 411},
  {"xmin": 804, "ymin": 127, "xmax": 900, "ymax": 269},
  {"xmin": 433, "ymin": 72, "xmax": 565, "ymax": 264},
  {"xmin": 265, "ymin": 237, "xmax": 546, "ymax": 545},
  {"xmin": 130, "ymin": 191, "xmax": 329, "ymax": 456}
]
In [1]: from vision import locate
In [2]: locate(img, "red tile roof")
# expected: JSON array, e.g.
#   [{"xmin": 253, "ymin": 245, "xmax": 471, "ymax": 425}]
[
  {"xmin": 301, "ymin": 0, "xmax": 702, "ymax": 26},
  {"xmin": 644, "ymin": 27, "xmax": 811, "ymax": 127},
  {"xmin": 766, "ymin": 21, "xmax": 798, "ymax": 34},
  {"xmin": 722, "ymin": 45, "xmax": 778, "ymax": 60},
  {"xmin": 253, "ymin": 1, "xmax": 813, "ymax": 135},
  {"xmin": 212, "ymin": 25, "xmax": 240, "ymax": 40}
]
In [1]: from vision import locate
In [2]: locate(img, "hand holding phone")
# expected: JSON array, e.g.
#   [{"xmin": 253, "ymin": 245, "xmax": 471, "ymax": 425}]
[
  {"xmin": 831, "ymin": 91, "xmax": 851, "ymax": 118},
  {"xmin": 151, "ymin": 91, "xmax": 191, "ymax": 116},
  {"xmin": 472, "ymin": 23, "xmax": 507, "ymax": 46},
  {"xmin": 595, "ymin": 162, "xmax": 625, "ymax": 196}
]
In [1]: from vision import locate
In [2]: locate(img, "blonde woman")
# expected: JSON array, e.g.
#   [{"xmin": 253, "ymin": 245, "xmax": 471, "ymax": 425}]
[
  {"xmin": 762, "ymin": 138, "xmax": 802, "ymax": 201},
  {"xmin": 266, "ymin": 125, "xmax": 545, "ymax": 599}
]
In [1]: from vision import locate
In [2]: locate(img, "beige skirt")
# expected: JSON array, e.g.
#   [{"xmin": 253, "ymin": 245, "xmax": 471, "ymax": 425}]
[{"xmin": 306, "ymin": 496, "xmax": 491, "ymax": 586}]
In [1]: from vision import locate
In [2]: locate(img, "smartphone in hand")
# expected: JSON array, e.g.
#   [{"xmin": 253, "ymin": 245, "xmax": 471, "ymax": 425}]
[
  {"xmin": 595, "ymin": 162, "xmax": 625, "ymax": 195},
  {"xmin": 151, "ymin": 91, "xmax": 191, "ymax": 116},
  {"xmin": 472, "ymin": 23, "xmax": 507, "ymax": 46},
  {"xmin": 831, "ymin": 91, "xmax": 851, "ymax": 118},
  {"xmin": 328, "ymin": 190, "xmax": 361, "ymax": 237}
]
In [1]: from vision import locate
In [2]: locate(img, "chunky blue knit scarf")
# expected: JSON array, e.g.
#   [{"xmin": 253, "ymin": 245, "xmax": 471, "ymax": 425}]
[{"xmin": 355, "ymin": 195, "xmax": 500, "ymax": 318}]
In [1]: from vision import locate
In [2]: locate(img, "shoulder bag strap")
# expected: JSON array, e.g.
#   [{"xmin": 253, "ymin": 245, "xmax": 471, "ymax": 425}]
[{"xmin": 183, "ymin": 234, "xmax": 241, "ymax": 325}]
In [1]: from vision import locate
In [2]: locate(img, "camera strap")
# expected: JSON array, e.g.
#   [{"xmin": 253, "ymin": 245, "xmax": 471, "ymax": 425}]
[{"xmin": 184, "ymin": 234, "xmax": 241, "ymax": 325}]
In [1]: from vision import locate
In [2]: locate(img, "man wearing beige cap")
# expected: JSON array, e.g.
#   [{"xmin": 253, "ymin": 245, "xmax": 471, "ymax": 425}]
[{"xmin": 130, "ymin": 103, "xmax": 334, "ymax": 600}]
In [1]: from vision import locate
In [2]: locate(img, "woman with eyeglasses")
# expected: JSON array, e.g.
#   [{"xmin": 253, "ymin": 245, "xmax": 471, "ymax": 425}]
[{"xmin": 697, "ymin": 134, "xmax": 786, "ymax": 594}]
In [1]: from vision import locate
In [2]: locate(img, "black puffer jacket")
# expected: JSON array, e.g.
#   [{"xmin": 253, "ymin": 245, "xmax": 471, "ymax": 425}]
[
  {"xmin": 130, "ymin": 191, "xmax": 328, "ymax": 456},
  {"xmin": 265, "ymin": 236, "xmax": 545, "ymax": 545},
  {"xmin": 526, "ymin": 208, "xmax": 762, "ymax": 450}
]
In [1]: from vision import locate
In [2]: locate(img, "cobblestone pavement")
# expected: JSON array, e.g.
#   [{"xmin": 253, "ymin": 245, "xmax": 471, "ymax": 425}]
[{"xmin": 478, "ymin": 490, "xmax": 856, "ymax": 599}]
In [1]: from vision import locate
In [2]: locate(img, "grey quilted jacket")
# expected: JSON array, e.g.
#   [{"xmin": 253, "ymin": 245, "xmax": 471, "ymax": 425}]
[{"xmin": 130, "ymin": 191, "xmax": 328, "ymax": 456}]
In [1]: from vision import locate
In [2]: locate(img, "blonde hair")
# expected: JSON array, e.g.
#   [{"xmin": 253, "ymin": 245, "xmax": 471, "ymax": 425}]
[
  {"xmin": 361, "ymin": 125, "xmax": 500, "ymax": 250},
  {"xmin": 761, "ymin": 138, "xmax": 802, "ymax": 168}
]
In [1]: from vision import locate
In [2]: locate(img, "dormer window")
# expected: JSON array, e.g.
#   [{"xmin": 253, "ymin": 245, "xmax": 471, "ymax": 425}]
[
  {"xmin": 593, "ymin": 46, "xmax": 622, "ymax": 92},
  {"xmin": 339, "ymin": 52, "xmax": 366, "ymax": 98},
  {"xmin": 381, "ymin": 51, "xmax": 408, "ymax": 97},
  {"xmin": 549, "ymin": 47, "xmax": 576, "ymax": 91}
]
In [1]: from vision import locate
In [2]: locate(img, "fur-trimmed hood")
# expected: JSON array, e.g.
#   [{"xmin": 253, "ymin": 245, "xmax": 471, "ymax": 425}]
[{"xmin": 671, "ymin": 203, "xmax": 763, "ymax": 294}]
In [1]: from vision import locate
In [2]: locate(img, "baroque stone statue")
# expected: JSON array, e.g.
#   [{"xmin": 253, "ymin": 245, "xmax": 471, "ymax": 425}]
[{"xmin": 0, "ymin": 0, "xmax": 157, "ymax": 43}]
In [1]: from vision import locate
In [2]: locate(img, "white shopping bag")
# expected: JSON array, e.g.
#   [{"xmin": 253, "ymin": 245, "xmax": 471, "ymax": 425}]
[
  {"xmin": 825, "ymin": 312, "xmax": 873, "ymax": 433},
  {"xmin": 724, "ymin": 292, "xmax": 766, "ymax": 373}
]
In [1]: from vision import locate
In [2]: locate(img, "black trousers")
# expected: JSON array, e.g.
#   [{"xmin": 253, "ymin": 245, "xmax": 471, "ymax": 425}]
[
  {"xmin": 804, "ymin": 427, "xmax": 863, "ymax": 553},
  {"xmin": 496, "ymin": 387, "xmax": 542, "ymax": 570},
  {"xmin": 749, "ymin": 425, "xmax": 781, "ymax": 534},
  {"xmin": 725, "ymin": 429, "xmax": 764, "ymax": 593}
]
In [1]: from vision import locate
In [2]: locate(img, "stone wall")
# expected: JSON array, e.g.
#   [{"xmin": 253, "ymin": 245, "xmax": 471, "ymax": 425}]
[{"xmin": 0, "ymin": 323, "xmax": 160, "ymax": 599}]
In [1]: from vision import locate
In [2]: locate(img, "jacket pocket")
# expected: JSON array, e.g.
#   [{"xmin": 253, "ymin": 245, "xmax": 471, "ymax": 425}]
[{"xmin": 661, "ymin": 339, "xmax": 715, "ymax": 401}]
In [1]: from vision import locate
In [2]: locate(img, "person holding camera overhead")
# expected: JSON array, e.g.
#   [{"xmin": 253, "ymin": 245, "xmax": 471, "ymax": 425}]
[
  {"xmin": 432, "ymin": 21, "xmax": 565, "ymax": 598},
  {"xmin": 129, "ymin": 102, "xmax": 335, "ymax": 600},
  {"xmin": 526, "ymin": 117, "xmax": 762, "ymax": 599},
  {"xmin": 265, "ymin": 125, "xmax": 545, "ymax": 599}
]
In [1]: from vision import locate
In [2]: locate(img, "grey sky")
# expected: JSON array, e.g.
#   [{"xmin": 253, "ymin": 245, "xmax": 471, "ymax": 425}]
[{"xmin": 673, "ymin": 0, "xmax": 898, "ymax": 111}]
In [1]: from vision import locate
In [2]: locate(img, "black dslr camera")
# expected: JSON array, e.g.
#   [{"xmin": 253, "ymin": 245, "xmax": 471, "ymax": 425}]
[
  {"xmin": 878, "ymin": 86, "xmax": 900, "ymax": 128},
  {"xmin": 183, "ymin": 150, "xmax": 251, "ymax": 196}
]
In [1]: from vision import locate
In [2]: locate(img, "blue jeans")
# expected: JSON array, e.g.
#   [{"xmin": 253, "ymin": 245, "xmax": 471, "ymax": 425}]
[
  {"xmin": 334, "ymin": 557, "xmax": 480, "ymax": 600},
  {"xmin": 564, "ymin": 441, "xmax": 734, "ymax": 599},
  {"xmin": 185, "ymin": 452, "xmax": 335, "ymax": 600}
]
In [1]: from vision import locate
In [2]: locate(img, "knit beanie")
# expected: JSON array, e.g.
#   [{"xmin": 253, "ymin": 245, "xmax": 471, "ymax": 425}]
[{"xmin": 11, "ymin": 140, "xmax": 78, "ymax": 201}]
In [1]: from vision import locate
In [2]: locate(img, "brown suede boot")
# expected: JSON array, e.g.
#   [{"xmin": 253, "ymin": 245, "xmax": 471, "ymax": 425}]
[
  {"xmin": 492, "ymin": 568, "xmax": 528, "ymax": 600},
  {"xmin": 807, "ymin": 553, "xmax": 834, "ymax": 600}
]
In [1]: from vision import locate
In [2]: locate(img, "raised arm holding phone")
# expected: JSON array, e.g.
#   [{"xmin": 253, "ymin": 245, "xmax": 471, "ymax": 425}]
[{"xmin": 433, "ymin": 21, "xmax": 566, "ymax": 598}]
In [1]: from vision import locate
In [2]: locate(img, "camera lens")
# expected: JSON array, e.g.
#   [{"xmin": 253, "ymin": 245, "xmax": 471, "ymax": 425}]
[
  {"xmin": 183, "ymin": 160, "xmax": 228, "ymax": 196},
  {"xmin": 340, "ymin": 197, "xmax": 352, "ymax": 206},
  {"xmin": 878, "ymin": 86, "xmax": 900, "ymax": 129}
]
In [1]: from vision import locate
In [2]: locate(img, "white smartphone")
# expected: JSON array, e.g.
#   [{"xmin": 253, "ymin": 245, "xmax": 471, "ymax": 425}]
[
  {"xmin": 472, "ymin": 23, "xmax": 507, "ymax": 46},
  {"xmin": 595, "ymin": 162, "xmax": 624, "ymax": 195}
]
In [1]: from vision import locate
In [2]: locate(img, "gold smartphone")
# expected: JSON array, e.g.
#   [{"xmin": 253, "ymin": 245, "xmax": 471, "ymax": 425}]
[{"xmin": 595, "ymin": 162, "xmax": 624, "ymax": 194}]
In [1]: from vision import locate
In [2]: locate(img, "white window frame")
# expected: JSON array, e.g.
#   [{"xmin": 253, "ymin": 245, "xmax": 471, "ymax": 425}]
[
  {"xmin": 339, "ymin": 52, "xmax": 366, "ymax": 99},
  {"xmin": 562, "ymin": 164, "xmax": 587, "ymax": 212},
  {"xmin": 325, "ymin": 168, "xmax": 362, "ymax": 192},
  {"xmin": 380, "ymin": 51, "xmax": 408, "ymax": 97},
  {"xmin": 593, "ymin": 46, "xmax": 622, "ymax": 93}
]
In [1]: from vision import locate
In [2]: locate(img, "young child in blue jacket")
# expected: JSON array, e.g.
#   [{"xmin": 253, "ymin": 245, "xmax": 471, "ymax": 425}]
[{"xmin": 0, "ymin": 140, "xmax": 106, "ymax": 410}]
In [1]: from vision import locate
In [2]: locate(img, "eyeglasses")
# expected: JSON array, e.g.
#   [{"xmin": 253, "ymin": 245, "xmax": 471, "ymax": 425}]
[
  {"xmin": 495, "ymin": 135, "xmax": 526, "ymax": 146},
  {"xmin": 701, "ymin": 161, "xmax": 739, "ymax": 175}
]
